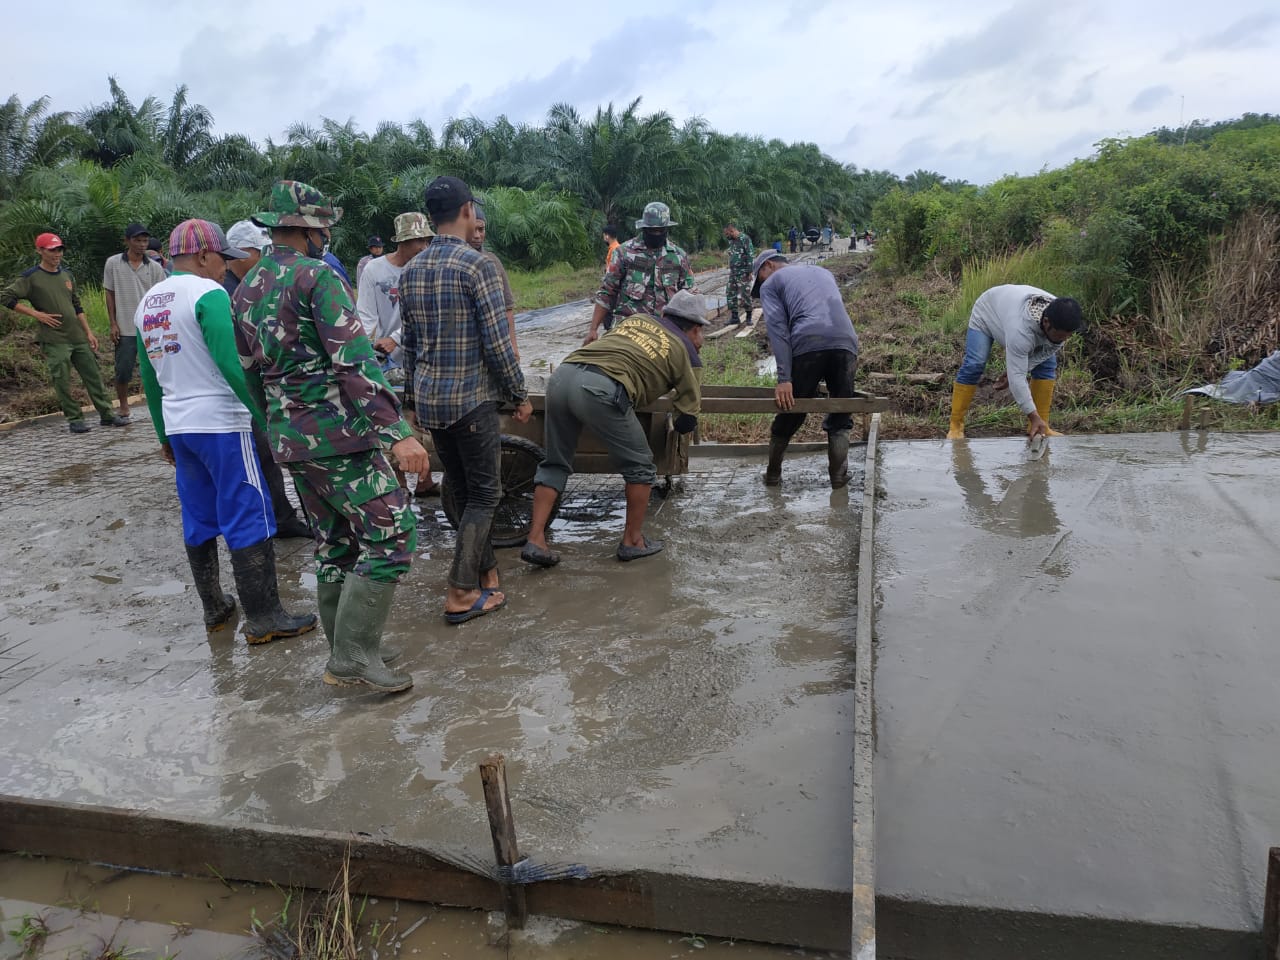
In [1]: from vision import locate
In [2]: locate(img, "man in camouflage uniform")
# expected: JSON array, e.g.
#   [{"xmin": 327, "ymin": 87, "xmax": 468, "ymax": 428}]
[
  {"xmin": 584, "ymin": 201, "xmax": 696, "ymax": 344},
  {"xmin": 722, "ymin": 222, "xmax": 755, "ymax": 325},
  {"xmin": 233, "ymin": 180, "xmax": 430, "ymax": 695}
]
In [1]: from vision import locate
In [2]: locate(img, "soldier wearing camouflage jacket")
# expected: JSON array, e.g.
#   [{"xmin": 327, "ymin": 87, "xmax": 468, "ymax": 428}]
[
  {"xmin": 585, "ymin": 201, "xmax": 695, "ymax": 344},
  {"xmin": 723, "ymin": 223, "xmax": 755, "ymax": 325},
  {"xmin": 233, "ymin": 180, "xmax": 428, "ymax": 695}
]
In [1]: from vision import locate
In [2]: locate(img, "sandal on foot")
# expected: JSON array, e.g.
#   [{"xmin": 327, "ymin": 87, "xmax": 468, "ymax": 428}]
[
  {"xmin": 520, "ymin": 542, "xmax": 561, "ymax": 567},
  {"xmin": 616, "ymin": 536, "xmax": 664, "ymax": 562},
  {"xmin": 444, "ymin": 587, "xmax": 507, "ymax": 625}
]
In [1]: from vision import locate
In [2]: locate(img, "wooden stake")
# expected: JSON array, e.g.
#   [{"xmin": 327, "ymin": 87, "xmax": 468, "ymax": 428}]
[
  {"xmin": 1265, "ymin": 847, "xmax": 1280, "ymax": 959},
  {"xmin": 479, "ymin": 754, "xmax": 527, "ymax": 929}
]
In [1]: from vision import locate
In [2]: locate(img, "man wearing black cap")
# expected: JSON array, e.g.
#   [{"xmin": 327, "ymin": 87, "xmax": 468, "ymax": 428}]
[
  {"xmin": 356, "ymin": 236, "xmax": 384, "ymax": 287},
  {"xmin": 751, "ymin": 250, "xmax": 861, "ymax": 489},
  {"xmin": 103, "ymin": 223, "xmax": 166, "ymax": 419},
  {"xmin": 400, "ymin": 176, "xmax": 531, "ymax": 625}
]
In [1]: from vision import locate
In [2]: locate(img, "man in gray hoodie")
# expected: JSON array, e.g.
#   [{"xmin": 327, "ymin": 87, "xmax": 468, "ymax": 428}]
[{"xmin": 752, "ymin": 251, "xmax": 861, "ymax": 488}]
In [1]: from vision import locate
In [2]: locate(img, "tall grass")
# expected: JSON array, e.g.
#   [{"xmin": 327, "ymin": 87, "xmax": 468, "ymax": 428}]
[
  {"xmin": 937, "ymin": 246, "xmax": 1071, "ymax": 335},
  {"xmin": 507, "ymin": 262, "xmax": 603, "ymax": 311}
]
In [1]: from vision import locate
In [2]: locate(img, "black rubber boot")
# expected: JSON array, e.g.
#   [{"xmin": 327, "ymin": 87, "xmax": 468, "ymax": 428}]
[
  {"xmin": 323, "ymin": 576, "xmax": 412, "ymax": 693},
  {"xmin": 228, "ymin": 539, "xmax": 318, "ymax": 645},
  {"xmin": 828, "ymin": 429, "xmax": 851, "ymax": 489},
  {"xmin": 274, "ymin": 513, "xmax": 313, "ymax": 539},
  {"xmin": 764, "ymin": 436, "xmax": 789, "ymax": 486},
  {"xmin": 184, "ymin": 539, "xmax": 236, "ymax": 631}
]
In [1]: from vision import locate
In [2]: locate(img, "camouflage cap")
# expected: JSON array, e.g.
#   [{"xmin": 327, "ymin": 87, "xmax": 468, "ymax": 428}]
[
  {"xmin": 251, "ymin": 180, "xmax": 344, "ymax": 229},
  {"xmin": 635, "ymin": 201, "xmax": 677, "ymax": 230},
  {"xmin": 391, "ymin": 212, "xmax": 434, "ymax": 243}
]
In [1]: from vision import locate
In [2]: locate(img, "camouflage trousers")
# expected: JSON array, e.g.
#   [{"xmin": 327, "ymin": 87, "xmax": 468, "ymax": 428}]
[
  {"xmin": 287, "ymin": 450, "xmax": 417, "ymax": 585},
  {"xmin": 726, "ymin": 271, "xmax": 752, "ymax": 320}
]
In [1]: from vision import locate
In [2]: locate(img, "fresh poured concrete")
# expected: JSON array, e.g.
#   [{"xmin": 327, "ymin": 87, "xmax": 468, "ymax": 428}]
[
  {"xmin": 874, "ymin": 433, "xmax": 1280, "ymax": 959},
  {"xmin": 0, "ymin": 412, "xmax": 863, "ymax": 948}
]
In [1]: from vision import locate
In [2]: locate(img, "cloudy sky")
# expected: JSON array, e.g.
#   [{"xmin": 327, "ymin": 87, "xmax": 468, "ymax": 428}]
[{"xmin": 6, "ymin": 0, "xmax": 1278, "ymax": 184}]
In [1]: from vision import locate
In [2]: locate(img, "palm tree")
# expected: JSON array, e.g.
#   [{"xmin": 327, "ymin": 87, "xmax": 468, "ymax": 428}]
[
  {"xmin": 0, "ymin": 94, "xmax": 87, "ymax": 201},
  {"xmin": 159, "ymin": 84, "xmax": 214, "ymax": 168},
  {"xmin": 78, "ymin": 77, "xmax": 163, "ymax": 166}
]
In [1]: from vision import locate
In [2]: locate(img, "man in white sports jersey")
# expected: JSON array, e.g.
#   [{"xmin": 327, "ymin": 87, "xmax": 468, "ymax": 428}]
[{"xmin": 135, "ymin": 219, "xmax": 317, "ymax": 644}]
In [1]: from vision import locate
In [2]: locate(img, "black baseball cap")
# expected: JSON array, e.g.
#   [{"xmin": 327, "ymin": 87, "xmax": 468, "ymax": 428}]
[
  {"xmin": 124, "ymin": 222, "xmax": 150, "ymax": 238},
  {"xmin": 424, "ymin": 176, "xmax": 475, "ymax": 217},
  {"xmin": 367, "ymin": 235, "xmax": 383, "ymax": 247}
]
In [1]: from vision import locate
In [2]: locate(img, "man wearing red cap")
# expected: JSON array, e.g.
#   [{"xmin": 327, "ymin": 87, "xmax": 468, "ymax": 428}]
[{"xmin": 2, "ymin": 232, "xmax": 127, "ymax": 432}]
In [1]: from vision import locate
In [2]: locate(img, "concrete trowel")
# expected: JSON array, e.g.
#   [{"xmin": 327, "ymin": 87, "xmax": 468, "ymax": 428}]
[{"xmin": 1026, "ymin": 434, "xmax": 1048, "ymax": 461}]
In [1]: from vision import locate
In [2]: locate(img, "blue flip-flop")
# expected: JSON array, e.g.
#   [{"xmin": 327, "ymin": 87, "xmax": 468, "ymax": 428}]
[{"xmin": 444, "ymin": 587, "xmax": 507, "ymax": 625}]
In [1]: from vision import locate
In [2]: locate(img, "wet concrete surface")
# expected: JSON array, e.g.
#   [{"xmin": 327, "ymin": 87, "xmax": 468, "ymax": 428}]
[
  {"xmin": 0, "ymin": 413, "xmax": 864, "ymax": 941},
  {"xmin": 874, "ymin": 433, "xmax": 1280, "ymax": 958}
]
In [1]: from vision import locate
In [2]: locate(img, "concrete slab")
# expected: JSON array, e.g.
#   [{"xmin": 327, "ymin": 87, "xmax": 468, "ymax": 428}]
[
  {"xmin": 874, "ymin": 433, "xmax": 1280, "ymax": 959},
  {"xmin": 0, "ymin": 412, "xmax": 864, "ymax": 948}
]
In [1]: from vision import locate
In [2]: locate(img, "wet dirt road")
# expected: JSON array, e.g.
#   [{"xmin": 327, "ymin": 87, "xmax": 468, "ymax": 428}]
[
  {"xmin": 0, "ymin": 411, "xmax": 864, "ymax": 946},
  {"xmin": 873, "ymin": 433, "xmax": 1280, "ymax": 959}
]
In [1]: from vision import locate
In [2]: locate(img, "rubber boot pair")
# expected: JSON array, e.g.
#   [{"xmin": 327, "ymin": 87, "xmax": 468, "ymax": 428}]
[
  {"xmin": 228, "ymin": 539, "xmax": 318, "ymax": 644},
  {"xmin": 185, "ymin": 539, "xmax": 237, "ymax": 631},
  {"xmin": 1029, "ymin": 378, "xmax": 1064, "ymax": 436},
  {"xmin": 827, "ymin": 429, "xmax": 851, "ymax": 489},
  {"xmin": 322, "ymin": 575, "xmax": 413, "ymax": 693},
  {"xmin": 763, "ymin": 435, "xmax": 789, "ymax": 486},
  {"xmin": 947, "ymin": 382, "xmax": 976, "ymax": 439},
  {"xmin": 317, "ymin": 580, "xmax": 400, "ymax": 665}
]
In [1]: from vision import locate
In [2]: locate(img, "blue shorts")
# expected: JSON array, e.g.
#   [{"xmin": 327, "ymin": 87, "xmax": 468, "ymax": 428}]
[{"xmin": 170, "ymin": 431, "xmax": 276, "ymax": 549}]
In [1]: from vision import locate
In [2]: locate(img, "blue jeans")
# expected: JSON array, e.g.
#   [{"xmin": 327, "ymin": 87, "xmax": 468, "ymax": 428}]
[
  {"xmin": 956, "ymin": 329, "xmax": 1057, "ymax": 385},
  {"xmin": 430, "ymin": 402, "xmax": 501, "ymax": 590}
]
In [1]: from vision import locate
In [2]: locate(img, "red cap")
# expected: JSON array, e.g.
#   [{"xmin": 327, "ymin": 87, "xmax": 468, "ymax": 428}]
[{"xmin": 35, "ymin": 232, "xmax": 64, "ymax": 250}]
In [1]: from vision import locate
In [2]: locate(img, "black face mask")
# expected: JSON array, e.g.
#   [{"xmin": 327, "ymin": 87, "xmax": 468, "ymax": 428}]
[
  {"xmin": 642, "ymin": 230, "xmax": 667, "ymax": 250},
  {"xmin": 305, "ymin": 231, "xmax": 328, "ymax": 259}
]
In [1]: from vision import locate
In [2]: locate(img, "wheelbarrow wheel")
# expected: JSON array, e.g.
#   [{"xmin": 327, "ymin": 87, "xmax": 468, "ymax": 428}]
[{"xmin": 440, "ymin": 434, "xmax": 560, "ymax": 548}]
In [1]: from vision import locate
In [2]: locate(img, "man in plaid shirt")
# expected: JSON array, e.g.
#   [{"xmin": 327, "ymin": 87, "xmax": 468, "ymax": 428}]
[{"xmin": 400, "ymin": 176, "xmax": 532, "ymax": 624}]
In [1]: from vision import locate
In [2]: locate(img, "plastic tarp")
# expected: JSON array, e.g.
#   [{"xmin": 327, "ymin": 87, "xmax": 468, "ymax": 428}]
[{"xmin": 1185, "ymin": 350, "xmax": 1280, "ymax": 404}]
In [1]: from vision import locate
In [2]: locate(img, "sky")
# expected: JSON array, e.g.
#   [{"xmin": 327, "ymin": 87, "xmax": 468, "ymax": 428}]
[{"xmin": 5, "ymin": 0, "xmax": 1279, "ymax": 185}]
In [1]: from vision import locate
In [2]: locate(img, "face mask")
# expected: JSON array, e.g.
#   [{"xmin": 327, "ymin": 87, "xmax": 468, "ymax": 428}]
[
  {"xmin": 643, "ymin": 230, "xmax": 667, "ymax": 250},
  {"xmin": 305, "ymin": 231, "xmax": 328, "ymax": 259}
]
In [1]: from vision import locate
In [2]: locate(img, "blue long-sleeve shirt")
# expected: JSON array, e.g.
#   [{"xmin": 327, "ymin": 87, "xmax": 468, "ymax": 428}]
[{"xmin": 760, "ymin": 264, "xmax": 860, "ymax": 382}]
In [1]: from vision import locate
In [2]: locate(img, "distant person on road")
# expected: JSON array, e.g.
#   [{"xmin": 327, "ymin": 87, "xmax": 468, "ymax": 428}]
[
  {"xmin": 2, "ymin": 232, "xmax": 128, "ymax": 434},
  {"xmin": 521, "ymin": 289, "xmax": 707, "ymax": 569},
  {"xmin": 723, "ymin": 222, "xmax": 755, "ymax": 326},
  {"xmin": 222, "ymin": 219, "xmax": 312, "ymax": 540},
  {"xmin": 356, "ymin": 211, "xmax": 439, "ymax": 498},
  {"xmin": 103, "ymin": 222, "xmax": 166, "ymax": 420},
  {"xmin": 356, "ymin": 235, "xmax": 384, "ymax": 287},
  {"xmin": 584, "ymin": 201, "xmax": 695, "ymax": 343},
  {"xmin": 751, "ymin": 250, "xmax": 861, "ymax": 489},
  {"xmin": 400, "ymin": 176, "xmax": 531, "ymax": 626},
  {"xmin": 821, "ymin": 224, "xmax": 833, "ymax": 248},
  {"xmin": 946, "ymin": 284, "xmax": 1083, "ymax": 441},
  {"xmin": 469, "ymin": 202, "xmax": 518, "ymax": 359},
  {"xmin": 603, "ymin": 223, "xmax": 621, "ymax": 266},
  {"xmin": 135, "ymin": 218, "xmax": 317, "ymax": 644},
  {"xmin": 235, "ymin": 180, "xmax": 428, "ymax": 694},
  {"xmin": 788, "ymin": 226, "xmax": 798, "ymax": 254}
]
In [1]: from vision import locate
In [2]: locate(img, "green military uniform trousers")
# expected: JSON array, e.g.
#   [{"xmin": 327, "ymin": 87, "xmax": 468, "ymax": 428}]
[
  {"xmin": 287, "ymin": 449, "xmax": 418, "ymax": 585},
  {"xmin": 42, "ymin": 341, "xmax": 114, "ymax": 422}
]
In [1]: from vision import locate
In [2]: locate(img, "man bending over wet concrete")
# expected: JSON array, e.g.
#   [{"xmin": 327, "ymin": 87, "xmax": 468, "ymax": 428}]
[
  {"xmin": 234, "ymin": 181, "xmax": 429, "ymax": 694},
  {"xmin": 750, "ymin": 251, "xmax": 861, "ymax": 488},
  {"xmin": 401, "ymin": 176, "xmax": 532, "ymax": 625},
  {"xmin": 946, "ymin": 285, "xmax": 1083, "ymax": 441},
  {"xmin": 135, "ymin": 219, "xmax": 317, "ymax": 645},
  {"xmin": 521, "ymin": 289, "xmax": 706, "ymax": 567}
]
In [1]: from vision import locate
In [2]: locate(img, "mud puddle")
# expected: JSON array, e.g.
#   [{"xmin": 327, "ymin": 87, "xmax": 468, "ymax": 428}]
[{"xmin": 0, "ymin": 855, "xmax": 835, "ymax": 959}]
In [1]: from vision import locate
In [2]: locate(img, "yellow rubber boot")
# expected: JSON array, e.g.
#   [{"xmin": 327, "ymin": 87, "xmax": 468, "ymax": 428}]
[
  {"xmin": 1029, "ymin": 379, "xmax": 1064, "ymax": 436},
  {"xmin": 947, "ymin": 383, "xmax": 977, "ymax": 439}
]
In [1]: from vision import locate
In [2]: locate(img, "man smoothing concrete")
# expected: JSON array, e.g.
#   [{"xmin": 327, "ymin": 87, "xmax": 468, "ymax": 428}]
[
  {"xmin": 234, "ymin": 180, "xmax": 429, "ymax": 694},
  {"xmin": 946, "ymin": 284, "xmax": 1084, "ymax": 440},
  {"xmin": 521, "ymin": 289, "xmax": 706, "ymax": 568},
  {"xmin": 135, "ymin": 219, "xmax": 317, "ymax": 643},
  {"xmin": 751, "ymin": 250, "xmax": 861, "ymax": 488},
  {"xmin": 2, "ymin": 233, "xmax": 128, "ymax": 433},
  {"xmin": 103, "ymin": 222, "xmax": 165, "ymax": 419}
]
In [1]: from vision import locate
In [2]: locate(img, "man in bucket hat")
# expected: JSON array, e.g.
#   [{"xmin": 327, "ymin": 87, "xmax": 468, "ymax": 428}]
[
  {"xmin": 522, "ymin": 289, "xmax": 707, "ymax": 568},
  {"xmin": 135, "ymin": 218, "xmax": 317, "ymax": 643},
  {"xmin": 233, "ymin": 180, "xmax": 429, "ymax": 694},
  {"xmin": 584, "ymin": 200, "xmax": 696, "ymax": 344}
]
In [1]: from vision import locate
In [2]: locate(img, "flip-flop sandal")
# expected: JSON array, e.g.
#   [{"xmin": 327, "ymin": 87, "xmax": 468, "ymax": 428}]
[
  {"xmin": 616, "ymin": 536, "xmax": 664, "ymax": 562},
  {"xmin": 520, "ymin": 542, "xmax": 561, "ymax": 567},
  {"xmin": 444, "ymin": 587, "xmax": 507, "ymax": 625}
]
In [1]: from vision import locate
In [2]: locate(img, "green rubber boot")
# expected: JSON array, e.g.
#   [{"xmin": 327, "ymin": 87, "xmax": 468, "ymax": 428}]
[
  {"xmin": 318, "ymin": 578, "xmax": 399, "ymax": 664},
  {"xmin": 827, "ymin": 429, "xmax": 851, "ymax": 489},
  {"xmin": 323, "ymin": 576, "xmax": 412, "ymax": 693}
]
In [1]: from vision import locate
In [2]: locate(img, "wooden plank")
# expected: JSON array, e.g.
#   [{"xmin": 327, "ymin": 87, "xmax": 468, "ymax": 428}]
[
  {"xmin": 689, "ymin": 441, "xmax": 830, "ymax": 458},
  {"xmin": 0, "ymin": 794, "xmax": 848, "ymax": 951},
  {"xmin": 866, "ymin": 372, "xmax": 945, "ymax": 385},
  {"xmin": 1266, "ymin": 847, "xmax": 1280, "ymax": 959},
  {"xmin": 852, "ymin": 412, "xmax": 881, "ymax": 959},
  {"xmin": 479, "ymin": 755, "xmax": 527, "ymax": 929}
]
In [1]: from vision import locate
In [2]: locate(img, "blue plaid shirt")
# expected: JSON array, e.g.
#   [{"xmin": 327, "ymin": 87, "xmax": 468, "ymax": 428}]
[{"xmin": 400, "ymin": 235, "xmax": 527, "ymax": 429}]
